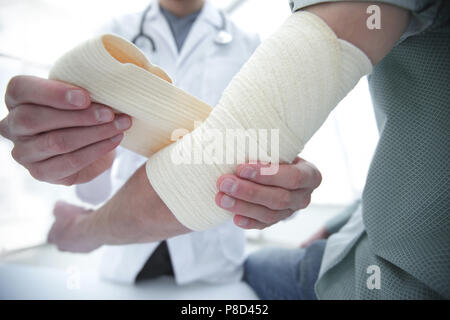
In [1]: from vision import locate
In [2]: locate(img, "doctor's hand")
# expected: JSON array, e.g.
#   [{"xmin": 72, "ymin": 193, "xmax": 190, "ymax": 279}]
[
  {"xmin": 47, "ymin": 201, "xmax": 101, "ymax": 253},
  {"xmin": 1, "ymin": 75, "xmax": 132, "ymax": 185},
  {"xmin": 215, "ymin": 157, "xmax": 322, "ymax": 230}
]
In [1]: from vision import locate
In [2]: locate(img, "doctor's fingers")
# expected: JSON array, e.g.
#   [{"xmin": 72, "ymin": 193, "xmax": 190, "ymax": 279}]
[
  {"xmin": 215, "ymin": 192, "xmax": 294, "ymax": 228},
  {"xmin": 11, "ymin": 115, "xmax": 131, "ymax": 164},
  {"xmin": 26, "ymin": 133, "xmax": 123, "ymax": 184},
  {"xmin": 233, "ymin": 215, "xmax": 274, "ymax": 230},
  {"xmin": 0, "ymin": 103, "xmax": 116, "ymax": 138},
  {"xmin": 217, "ymin": 175, "xmax": 312, "ymax": 211},
  {"xmin": 5, "ymin": 76, "xmax": 90, "ymax": 110},
  {"xmin": 235, "ymin": 157, "xmax": 322, "ymax": 190},
  {"xmin": 57, "ymin": 150, "xmax": 116, "ymax": 186}
]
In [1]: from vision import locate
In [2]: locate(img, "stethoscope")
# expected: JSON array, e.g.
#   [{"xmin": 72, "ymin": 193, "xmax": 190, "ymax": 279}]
[{"xmin": 132, "ymin": 3, "xmax": 233, "ymax": 53}]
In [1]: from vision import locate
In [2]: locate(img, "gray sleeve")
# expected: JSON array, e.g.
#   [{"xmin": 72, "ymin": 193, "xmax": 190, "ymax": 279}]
[{"xmin": 288, "ymin": 0, "xmax": 446, "ymax": 42}]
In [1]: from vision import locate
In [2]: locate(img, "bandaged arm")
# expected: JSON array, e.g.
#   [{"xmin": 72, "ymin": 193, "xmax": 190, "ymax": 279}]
[{"xmin": 145, "ymin": 4, "xmax": 409, "ymax": 231}]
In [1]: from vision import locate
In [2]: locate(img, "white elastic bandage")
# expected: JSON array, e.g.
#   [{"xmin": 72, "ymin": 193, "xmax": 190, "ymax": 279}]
[
  {"xmin": 146, "ymin": 11, "xmax": 372, "ymax": 230},
  {"xmin": 49, "ymin": 35, "xmax": 212, "ymax": 158}
]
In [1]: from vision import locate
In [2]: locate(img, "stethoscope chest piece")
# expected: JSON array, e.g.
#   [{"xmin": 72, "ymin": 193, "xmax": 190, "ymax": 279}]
[{"xmin": 215, "ymin": 30, "xmax": 233, "ymax": 45}]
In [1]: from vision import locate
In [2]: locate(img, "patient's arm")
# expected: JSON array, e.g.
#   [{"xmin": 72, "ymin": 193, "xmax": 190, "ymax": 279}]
[
  {"xmin": 48, "ymin": 158, "xmax": 322, "ymax": 251},
  {"xmin": 48, "ymin": 2, "xmax": 409, "ymax": 251}
]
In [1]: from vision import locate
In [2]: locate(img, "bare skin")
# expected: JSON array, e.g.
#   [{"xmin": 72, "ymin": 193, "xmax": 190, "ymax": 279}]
[
  {"xmin": 159, "ymin": 0, "xmax": 205, "ymax": 17},
  {"xmin": 306, "ymin": 2, "xmax": 409, "ymax": 65}
]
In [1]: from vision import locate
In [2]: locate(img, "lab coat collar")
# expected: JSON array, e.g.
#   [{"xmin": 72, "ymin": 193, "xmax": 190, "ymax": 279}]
[
  {"xmin": 144, "ymin": 1, "xmax": 224, "ymax": 67},
  {"xmin": 145, "ymin": 0, "xmax": 221, "ymax": 28},
  {"xmin": 145, "ymin": 1, "xmax": 161, "ymax": 22},
  {"xmin": 176, "ymin": 0, "xmax": 223, "ymax": 67},
  {"xmin": 201, "ymin": 0, "xmax": 222, "ymax": 30},
  {"xmin": 144, "ymin": 1, "xmax": 179, "ymax": 61}
]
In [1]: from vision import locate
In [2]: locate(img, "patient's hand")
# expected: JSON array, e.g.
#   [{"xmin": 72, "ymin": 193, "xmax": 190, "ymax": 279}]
[
  {"xmin": 216, "ymin": 157, "xmax": 322, "ymax": 230},
  {"xmin": 1, "ymin": 76, "xmax": 132, "ymax": 185},
  {"xmin": 47, "ymin": 201, "xmax": 101, "ymax": 253}
]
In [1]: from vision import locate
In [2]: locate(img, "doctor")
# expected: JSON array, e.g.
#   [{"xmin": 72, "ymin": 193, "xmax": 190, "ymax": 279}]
[{"xmin": 77, "ymin": 0, "xmax": 261, "ymax": 285}]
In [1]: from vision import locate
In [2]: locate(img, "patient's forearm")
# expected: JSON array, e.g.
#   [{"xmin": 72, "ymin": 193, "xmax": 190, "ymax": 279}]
[{"xmin": 87, "ymin": 165, "xmax": 190, "ymax": 246}]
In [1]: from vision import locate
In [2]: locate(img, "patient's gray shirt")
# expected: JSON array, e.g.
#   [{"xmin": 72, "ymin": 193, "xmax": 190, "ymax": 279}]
[{"xmin": 290, "ymin": 0, "xmax": 450, "ymax": 299}]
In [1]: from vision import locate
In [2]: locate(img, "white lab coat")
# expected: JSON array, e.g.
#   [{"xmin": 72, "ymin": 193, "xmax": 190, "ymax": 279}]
[{"xmin": 76, "ymin": 0, "xmax": 260, "ymax": 285}]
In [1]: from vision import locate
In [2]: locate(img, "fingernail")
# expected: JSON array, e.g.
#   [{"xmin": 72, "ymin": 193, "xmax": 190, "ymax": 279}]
[
  {"xmin": 95, "ymin": 108, "xmax": 113, "ymax": 123},
  {"xmin": 115, "ymin": 116, "xmax": 131, "ymax": 130},
  {"xmin": 240, "ymin": 167, "xmax": 257, "ymax": 179},
  {"xmin": 110, "ymin": 134, "xmax": 123, "ymax": 143},
  {"xmin": 237, "ymin": 217, "xmax": 249, "ymax": 227},
  {"xmin": 220, "ymin": 178, "xmax": 237, "ymax": 193},
  {"xmin": 220, "ymin": 195, "xmax": 235, "ymax": 208},
  {"xmin": 66, "ymin": 90, "xmax": 87, "ymax": 107}
]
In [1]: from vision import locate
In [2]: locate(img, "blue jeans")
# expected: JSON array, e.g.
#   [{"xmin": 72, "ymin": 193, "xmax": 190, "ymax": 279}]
[{"xmin": 244, "ymin": 240, "xmax": 327, "ymax": 300}]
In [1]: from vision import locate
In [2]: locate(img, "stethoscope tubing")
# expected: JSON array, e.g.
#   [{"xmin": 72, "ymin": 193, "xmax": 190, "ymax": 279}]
[{"xmin": 132, "ymin": 3, "xmax": 231, "ymax": 53}]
